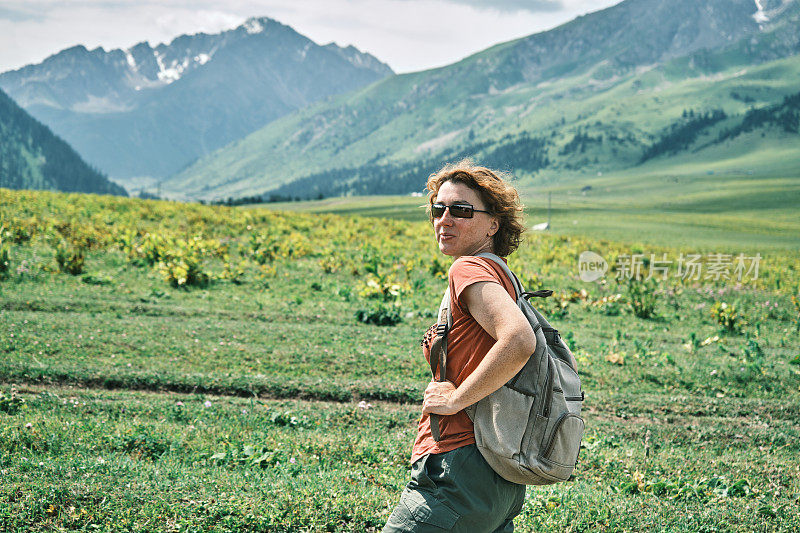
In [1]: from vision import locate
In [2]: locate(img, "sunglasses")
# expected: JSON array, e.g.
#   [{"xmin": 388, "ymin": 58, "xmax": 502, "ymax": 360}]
[{"xmin": 431, "ymin": 203, "xmax": 490, "ymax": 219}]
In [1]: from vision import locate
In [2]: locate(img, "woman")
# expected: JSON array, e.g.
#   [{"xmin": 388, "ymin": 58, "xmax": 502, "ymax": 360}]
[{"xmin": 383, "ymin": 160, "xmax": 536, "ymax": 532}]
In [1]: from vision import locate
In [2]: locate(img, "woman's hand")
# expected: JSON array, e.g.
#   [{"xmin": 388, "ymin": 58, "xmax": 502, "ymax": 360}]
[
  {"xmin": 422, "ymin": 380, "xmax": 463, "ymax": 416},
  {"xmin": 428, "ymin": 281, "xmax": 534, "ymax": 412}
]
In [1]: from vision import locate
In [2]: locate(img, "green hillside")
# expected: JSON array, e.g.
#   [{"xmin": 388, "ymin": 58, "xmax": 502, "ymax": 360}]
[
  {"xmin": 162, "ymin": 0, "xmax": 800, "ymax": 202},
  {"xmin": 0, "ymin": 88, "xmax": 126, "ymax": 196}
]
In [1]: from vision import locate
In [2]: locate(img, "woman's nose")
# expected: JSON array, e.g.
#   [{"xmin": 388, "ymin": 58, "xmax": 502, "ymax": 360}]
[{"xmin": 437, "ymin": 207, "xmax": 455, "ymax": 224}]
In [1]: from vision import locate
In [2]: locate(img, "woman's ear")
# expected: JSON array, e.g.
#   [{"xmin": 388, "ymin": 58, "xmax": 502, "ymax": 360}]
[{"xmin": 487, "ymin": 217, "xmax": 500, "ymax": 237}]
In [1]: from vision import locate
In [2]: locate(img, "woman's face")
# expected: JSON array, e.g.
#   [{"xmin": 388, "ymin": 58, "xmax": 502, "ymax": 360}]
[{"xmin": 433, "ymin": 181, "xmax": 499, "ymax": 258}]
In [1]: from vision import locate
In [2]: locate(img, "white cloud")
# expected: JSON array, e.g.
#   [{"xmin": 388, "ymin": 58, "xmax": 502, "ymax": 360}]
[
  {"xmin": 154, "ymin": 10, "xmax": 244, "ymax": 36},
  {"xmin": 436, "ymin": 0, "xmax": 563, "ymax": 13},
  {"xmin": 0, "ymin": 5, "xmax": 38, "ymax": 21}
]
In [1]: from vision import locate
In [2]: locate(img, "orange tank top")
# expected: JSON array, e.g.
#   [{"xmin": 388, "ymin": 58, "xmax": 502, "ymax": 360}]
[{"xmin": 411, "ymin": 255, "xmax": 515, "ymax": 462}]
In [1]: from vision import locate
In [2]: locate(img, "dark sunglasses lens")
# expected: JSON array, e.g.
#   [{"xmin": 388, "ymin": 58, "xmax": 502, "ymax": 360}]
[
  {"xmin": 450, "ymin": 205, "xmax": 473, "ymax": 218},
  {"xmin": 431, "ymin": 204, "xmax": 446, "ymax": 217}
]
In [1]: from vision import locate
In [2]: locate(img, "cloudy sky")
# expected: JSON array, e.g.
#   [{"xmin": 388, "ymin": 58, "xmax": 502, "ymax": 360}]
[{"xmin": 1, "ymin": 0, "xmax": 622, "ymax": 74}]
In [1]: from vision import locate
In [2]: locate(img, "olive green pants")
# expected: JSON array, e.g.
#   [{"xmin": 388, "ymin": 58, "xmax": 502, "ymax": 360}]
[{"xmin": 383, "ymin": 444, "xmax": 526, "ymax": 532}]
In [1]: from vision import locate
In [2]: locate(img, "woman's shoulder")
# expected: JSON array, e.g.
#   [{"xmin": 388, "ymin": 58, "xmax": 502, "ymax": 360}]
[
  {"xmin": 449, "ymin": 255, "xmax": 505, "ymax": 275},
  {"xmin": 448, "ymin": 255, "xmax": 514, "ymax": 312},
  {"xmin": 448, "ymin": 255, "xmax": 506, "ymax": 288}
]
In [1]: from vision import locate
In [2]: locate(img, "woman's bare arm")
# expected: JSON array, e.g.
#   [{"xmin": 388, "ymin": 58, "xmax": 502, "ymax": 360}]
[{"xmin": 422, "ymin": 281, "xmax": 536, "ymax": 416}]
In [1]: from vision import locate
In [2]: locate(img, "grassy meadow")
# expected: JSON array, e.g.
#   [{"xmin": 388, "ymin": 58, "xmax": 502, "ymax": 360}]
[
  {"xmin": 2, "ymin": 187, "xmax": 800, "ymax": 531},
  {"xmin": 264, "ymin": 150, "xmax": 800, "ymax": 254}
]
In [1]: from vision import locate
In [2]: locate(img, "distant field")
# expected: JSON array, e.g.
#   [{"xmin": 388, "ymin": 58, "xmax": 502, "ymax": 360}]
[
  {"xmin": 2, "ymin": 188, "xmax": 799, "ymax": 531},
  {"xmin": 257, "ymin": 195, "xmax": 430, "ymax": 222},
  {"xmin": 261, "ymin": 148, "xmax": 800, "ymax": 253}
]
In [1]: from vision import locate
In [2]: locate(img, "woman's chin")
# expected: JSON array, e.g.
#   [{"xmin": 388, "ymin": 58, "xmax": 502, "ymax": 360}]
[{"xmin": 438, "ymin": 243, "xmax": 458, "ymax": 257}]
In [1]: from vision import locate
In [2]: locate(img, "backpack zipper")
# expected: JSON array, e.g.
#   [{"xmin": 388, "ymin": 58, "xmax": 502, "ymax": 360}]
[
  {"xmin": 553, "ymin": 386, "xmax": 584, "ymax": 402},
  {"xmin": 541, "ymin": 364, "xmax": 553, "ymax": 418},
  {"xmin": 542, "ymin": 412, "xmax": 582, "ymax": 461}
]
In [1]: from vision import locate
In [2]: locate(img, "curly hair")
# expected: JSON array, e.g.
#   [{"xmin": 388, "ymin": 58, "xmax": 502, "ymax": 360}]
[{"xmin": 426, "ymin": 159, "xmax": 525, "ymax": 257}]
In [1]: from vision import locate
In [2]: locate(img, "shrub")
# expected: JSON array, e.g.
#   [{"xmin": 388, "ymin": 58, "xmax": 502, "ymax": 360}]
[
  {"xmin": 519, "ymin": 270, "xmax": 544, "ymax": 292},
  {"xmin": 711, "ymin": 301, "xmax": 743, "ymax": 334},
  {"xmin": 0, "ymin": 387, "xmax": 26, "ymax": 414},
  {"xmin": 0, "ymin": 234, "xmax": 10, "ymax": 279},
  {"xmin": 221, "ymin": 258, "xmax": 247, "ymax": 284},
  {"xmin": 358, "ymin": 275, "xmax": 408, "ymax": 302},
  {"xmin": 158, "ymin": 237, "xmax": 216, "ymax": 288},
  {"xmin": 250, "ymin": 232, "xmax": 312, "ymax": 263},
  {"xmin": 1, "ymin": 217, "xmax": 35, "ymax": 244},
  {"xmin": 54, "ymin": 241, "xmax": 85, "ymax": 275},
  {"xmin": 133, "ymin": 233, "xmax": 170, "ymax": 266},
  {"xmin": 249, "ymin": 233, "xmax": 280, "ymax": 264},
  {"xmin": 626, "ymin": 279, "xmax": 658, "ymax": 319},
  {"xmin": 159, "ymin": 256, "xmax": 210, "ymax": 288},
  {"xmin": 319, "ymin": 255, "xmax": 341, "ymax": 274},
  {"xmin": 597, "ymin": 295, "xmax": 622, "ymax": 316},
  {"xmin": 355, "ymin": 302, "xmax": 403, "ymax": 326},
  {"xmin": 542, "ymin": 296, "xmax": 569, "ymax": 319},
  {"xmin": 428, "ymin": 256, "xmax": 448, "ymax": 280}
]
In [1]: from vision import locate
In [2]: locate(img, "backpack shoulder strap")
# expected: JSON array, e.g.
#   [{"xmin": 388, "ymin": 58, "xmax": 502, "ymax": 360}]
[
  {"xmin": 429, "ymin": 287, "xmax": 451, "ymax": 442},
  {"xmin": 476, "ymin": 252, "xmax": 524, "ymax": 298},
  {"xmin": 437, "ymin": 287, "xmax": 452, "ymax": 333}
]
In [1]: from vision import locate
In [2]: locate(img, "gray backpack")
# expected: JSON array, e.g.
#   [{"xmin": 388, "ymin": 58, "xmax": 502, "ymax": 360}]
[{"xmin": 428, "ymin": 253, "xmax": 584, "ymax": 485}]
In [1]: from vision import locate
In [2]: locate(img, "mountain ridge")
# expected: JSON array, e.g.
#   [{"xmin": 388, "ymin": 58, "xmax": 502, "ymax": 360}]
[
  {"xmin": 162, "ymin": 0, "xmax": 800, "ymax": 201},
  {"xmin": 0, "ymin": 17, "xmax": 394, "ymax": 184},
  {"xmin": 0, "ymin": 87, "xmax": 127, "ymax": 196}
]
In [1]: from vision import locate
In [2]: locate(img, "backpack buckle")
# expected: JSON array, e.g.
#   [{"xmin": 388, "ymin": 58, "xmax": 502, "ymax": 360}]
[{"xmin": 522, "ymin": 290, "xmax": 553, "ymax": 299}]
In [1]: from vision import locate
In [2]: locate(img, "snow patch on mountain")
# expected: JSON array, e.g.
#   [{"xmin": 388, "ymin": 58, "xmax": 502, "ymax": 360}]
[
  {"xmin": 125, "ymin": 50, "xmax": 137, "ymax": 70},
  {"xmin": 753, "ymin": 0, "xmax": 769, "ymax": 22},
  {"xmin": 154, "ymin": 52, "xmax": 191, "ymax": 84},
  {"xmin": 155, "ymin": 53, "xmax": 178, "ymax": 83},
  {"xmin": 123, "ymin": 44, "xmax": 214, "ymax": 90},
  {"xmin": 244, "ymin": 18, "xmax": 265, "ymax": 34}
]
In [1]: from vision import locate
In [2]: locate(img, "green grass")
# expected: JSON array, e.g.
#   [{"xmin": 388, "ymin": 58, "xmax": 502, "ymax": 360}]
[
  {"xmin": 3, "ymin": 244, "xmax": 797, "ymax": 402},
  {"xmin": 4, "ymin": 386, "xmax": 798, "ymax": 532},
  {"xmin": 2, "ymin": 188, "xmax": 799, "ymax": 531}
]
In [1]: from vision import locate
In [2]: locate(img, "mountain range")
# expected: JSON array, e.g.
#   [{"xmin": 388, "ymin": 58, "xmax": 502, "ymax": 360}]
[
  {"xmin": 0, "ymin": 87, "xmax": 126, "ymax": 196},
  {"xmin": 0, "ymin": 17, "xmax": 393, "ymax": 186},
  {"xmin": 2, "ymin": 0, "xmax": 799, "ymax": 202},
  {"xmin": 160, "ymin": 0, "xmax": 800, "ymax": 201}
]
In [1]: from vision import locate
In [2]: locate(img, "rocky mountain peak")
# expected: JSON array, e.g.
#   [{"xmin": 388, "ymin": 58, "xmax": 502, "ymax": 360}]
[{"xmin": 0, "ymin": 16, "xmax": 394, "ymax": 181}]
